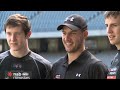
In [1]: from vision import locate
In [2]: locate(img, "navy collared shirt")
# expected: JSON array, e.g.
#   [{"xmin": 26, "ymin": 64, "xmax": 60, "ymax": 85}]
[{"xmin": 51, "ymin": 50, "xmax": 108, "ymax": 79}]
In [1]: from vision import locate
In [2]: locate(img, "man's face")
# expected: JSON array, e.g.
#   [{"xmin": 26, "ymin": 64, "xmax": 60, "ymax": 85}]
[
  {"xmin": 62, "ymin": 26, "xmax": 87, "ymax": 53},
  {"xmin": 105, "ymin": 16, "xmax": 120, "ymax": 48},
  {"xmin": 5, "ymin": 26, "xmax": 29, "ymax": 51}
]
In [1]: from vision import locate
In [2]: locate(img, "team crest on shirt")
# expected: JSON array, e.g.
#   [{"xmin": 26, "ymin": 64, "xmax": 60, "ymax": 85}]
[
  {"xmin": 54, "ymin": 74, "xmax": 61, "ymax": 79},
  {"xmin": 12, "ymin": 63, "xmax": 22, "ymax": 69}
]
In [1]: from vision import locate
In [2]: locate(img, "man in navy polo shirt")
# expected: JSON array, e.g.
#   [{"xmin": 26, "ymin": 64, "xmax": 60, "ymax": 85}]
[{"xmin": 51, "ymin": 14, "xmax": 108, "ymax": 79}]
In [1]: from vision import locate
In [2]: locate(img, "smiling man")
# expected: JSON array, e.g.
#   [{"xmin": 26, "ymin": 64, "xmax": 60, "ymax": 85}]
[{"xmin": 51, "ymin": 14, "xmax": 108, "ymax": 79}]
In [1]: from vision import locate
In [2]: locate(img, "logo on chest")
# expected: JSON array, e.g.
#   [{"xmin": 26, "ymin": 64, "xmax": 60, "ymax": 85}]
[
  {"xmin": 76, "ymin": 73, "xmax": 81, "ymax": 77},
  {"xmin": 107, "ymin": 66, "xmax": 118, "ymax": 79},
  {"xmin": 54, "ymin": 74, "xmax": 61, "ymax": 79}
]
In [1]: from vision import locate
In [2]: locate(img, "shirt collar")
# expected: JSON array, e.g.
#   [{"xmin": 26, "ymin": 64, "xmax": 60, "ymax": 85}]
[{"xmin": 62, "ymin": 50, "xmax": 91, "ymax": 66}]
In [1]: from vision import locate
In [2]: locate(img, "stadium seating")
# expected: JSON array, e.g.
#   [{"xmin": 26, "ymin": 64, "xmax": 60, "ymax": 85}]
[{"xmin": 0, "ymin": 11, "xmax": 106, "ymax": 33}]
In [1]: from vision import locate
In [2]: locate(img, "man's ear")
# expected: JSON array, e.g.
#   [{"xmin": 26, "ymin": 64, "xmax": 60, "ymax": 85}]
[
  {"xmin": 83, "ymin": 30, "xmax": 88, "ymax": 39},
  {"xmin": 26, "ymin": 31, "xmax": 31, "ymax": 39}
]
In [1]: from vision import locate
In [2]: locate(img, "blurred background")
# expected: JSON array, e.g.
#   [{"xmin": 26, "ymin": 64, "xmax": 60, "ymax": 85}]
[{"xmin": 0, "ymin": 11, "xmax": 117, "ymax": 67}]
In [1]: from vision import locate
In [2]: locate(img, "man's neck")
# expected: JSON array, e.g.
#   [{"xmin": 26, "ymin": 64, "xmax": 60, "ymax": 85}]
[
  {"xmin": 10, "ymin": 48, "xmax": 30, "ymax": 58},
  {"xmin": 67, "ymin": 48, "xmax": 85, "ymax": 64}
]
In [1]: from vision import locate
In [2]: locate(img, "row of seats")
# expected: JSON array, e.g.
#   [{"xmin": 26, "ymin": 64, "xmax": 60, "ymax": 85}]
[{"xmin": 0, "ymin": 11, "xmax": 106, "ymax": 33}]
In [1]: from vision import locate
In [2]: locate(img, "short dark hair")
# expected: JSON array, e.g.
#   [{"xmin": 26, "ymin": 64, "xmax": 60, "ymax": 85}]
[
  {"xmin": 104, "ymin": 11, "xmax": 120, "ymax": 19},
  {"xmin": 4, "ymin": 14, "xmax": 31, "ymax": 35}
]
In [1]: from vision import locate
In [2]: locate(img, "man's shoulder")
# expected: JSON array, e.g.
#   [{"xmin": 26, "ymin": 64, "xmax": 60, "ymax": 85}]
[
  {"xmin": 87, "ymin": 53, "xmax": 108, "ymax": 70},
  {"xmin": 0, "ymin": 51, "xmax": 9, "ymax": 59},
  {"xmin": 84, "ymin": 50, "xmax": 107, "ymax": 67},
  {"xmin": 30, "ymin": 51, "xmax": 52, "ymax": 66},
  {"xmin": 86, "ymin": 50, "xmax": 101, "ymax": 61},
  {"xmin": 53, "ymin": 56, "xmax": 66, "ymax": 66}
]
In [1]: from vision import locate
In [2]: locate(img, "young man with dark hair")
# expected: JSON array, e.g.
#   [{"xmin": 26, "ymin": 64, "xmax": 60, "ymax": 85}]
[{"xmin": 0, "ymin": 14, "xmax": 52, "ymax": 79}]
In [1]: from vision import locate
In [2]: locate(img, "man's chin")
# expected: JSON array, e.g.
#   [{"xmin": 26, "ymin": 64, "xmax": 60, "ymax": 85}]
[
  {"xmin": 11, "ymin": 48, "xmax": 19, "ymax": 51},
  {"xmin": 110, "ymin": 42, "xmax": 115, "ymax": 45},
  {"xmin": 66, "ymin": 50, "xmax": 74, "ymax": 53}
]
